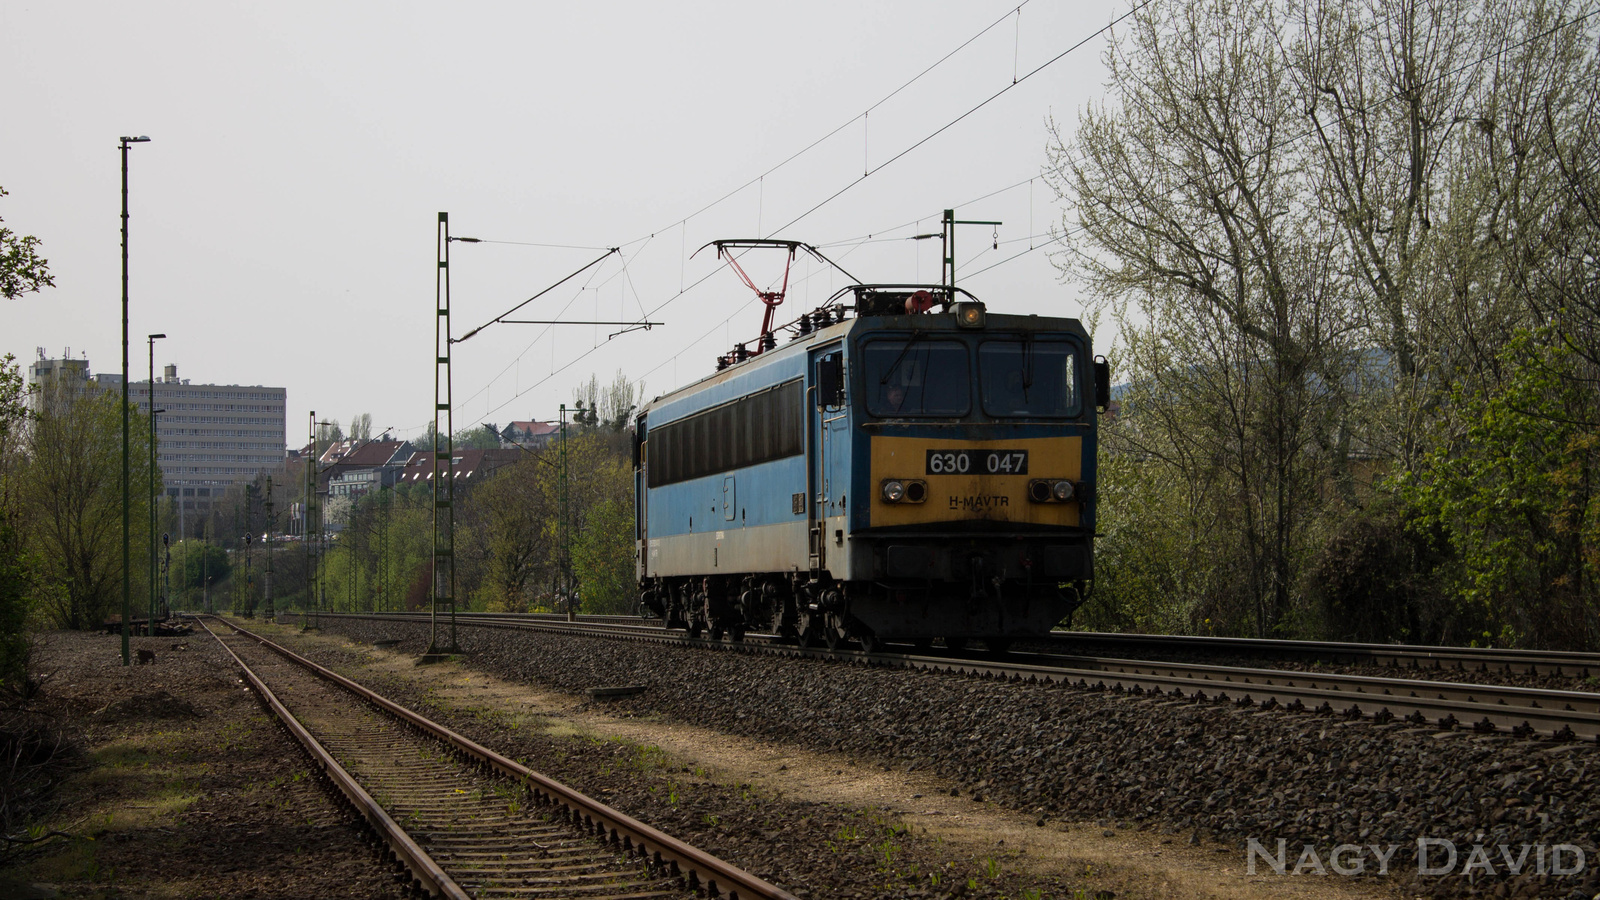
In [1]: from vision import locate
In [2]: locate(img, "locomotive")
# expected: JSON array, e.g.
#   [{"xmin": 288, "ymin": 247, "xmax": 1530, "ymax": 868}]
[{"xmin": 634, "ymin": 282, "xmax": 1105, "ymax": 652}]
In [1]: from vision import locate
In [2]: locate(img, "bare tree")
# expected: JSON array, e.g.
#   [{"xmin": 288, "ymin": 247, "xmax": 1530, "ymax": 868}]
[
  {"xmin": 1292, "ymin": 0, "xmax": 1598, "ymax": 460},
  {"xmin": 1051, "ymin": 0, "xmax": 1600, "ymax": 641},
  {"xmin": 1050, "ymin": 0, "xmax": 1355, "ymax": 635}
]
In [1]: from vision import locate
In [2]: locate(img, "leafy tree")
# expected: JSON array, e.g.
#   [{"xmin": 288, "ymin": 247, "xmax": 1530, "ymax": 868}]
[
  {"xmin": 0, "ymin": 355, "xmax": 34, "ymax": 691},
  {"xmin": 0, "ymin": 521, "xmax": 30, "ymax": 693},
  {"xmin": 0, "ymin": 187, "xmax": 54, "ymax": 300},
  {"xmin": 560, "ymin": 433, "xmax": 634, "ymax": 612},
  {"xmin": 451, "ymin": 424, "xmax": 502, "ymax": 450},
  {"xmin": 458, "ymin": 453, "xmax": 550, "ymax": 611},
  {"xmin": 308, "ymin": 373, "xmax": 642, "ymax": 618},
  {"xmin": 572, "ymin": 497, "xmax": 636, "ymax": 614},
  {"xmin": 1402, "ymin": 332, "xmax": 1600, "ymax": 648},
  {"xmin": 177, "ymin": 542, "xmax": 230, "ymax": 590},
  {"xmin": 22, "ymin": 382, "xmax": 155, "ymax": 629},
  {"xmin": 411, "ymin": 421, "xmax": 440, "ymax": 453},
  {"xmin": 1078, "ymin": 451, "xmax": 1222, "ymax": 635}
]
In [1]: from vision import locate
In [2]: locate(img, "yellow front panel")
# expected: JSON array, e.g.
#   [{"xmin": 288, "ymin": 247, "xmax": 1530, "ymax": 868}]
[{"xmin": 869, "ymin": 435, "xmax": 1082, "ymax": 527}]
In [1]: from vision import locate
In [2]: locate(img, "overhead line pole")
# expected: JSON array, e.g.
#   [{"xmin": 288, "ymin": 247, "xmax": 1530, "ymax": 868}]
[
  {"xmin": 303, "ymin": 411, "xmax": 316, "ymax": 630},
  {"xmin": 941, "ymin": 208, "xmax": 1002, "ymax": 293},
  {"xmin": 436, "ymin": 219, "xmax": 662, "ymax": 631},
  {"xmin": 426, "ymin": 212, "xmax": 460, "ymax": 659}
]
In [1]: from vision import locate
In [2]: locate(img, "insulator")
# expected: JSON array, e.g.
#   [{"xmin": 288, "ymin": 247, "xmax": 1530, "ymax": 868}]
[
  {"xmin": 760, "ymin": 332, "xmax": 776, "ymax": 352},
  {"xmin": 814, "ymin": 307, "xmax": 831, "ymax": 326},
  {"xmin": 716, "ymin": 356, "xmax": 729, "ymax": 371},
  {"xmin": 796, "ymin": 312, "xmax": 812, "ymax": 336},
  {"xmin": 734, "ymin": 343, "xmax": 749, "ymax": 362}
]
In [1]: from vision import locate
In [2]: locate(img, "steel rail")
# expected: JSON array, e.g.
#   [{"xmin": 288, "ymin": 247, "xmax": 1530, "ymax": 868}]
[
  {"xmin": 217, "ymin": 617, "xmax": 797, "ymax": 900},
  {"xmin": 307, "ymin": 611, "xmax": 1600, "ymax": 742},
  {"xmin": 1004, "ymin": 650, "xmax": 1600, "ymax": 714},
  {"xmin": 1041, "ymin": 630, "xmax": 1600, "ymax": 676},
  {"xmin": 196, "ymin": 616, "xmax": 471, "ymax": 899}
]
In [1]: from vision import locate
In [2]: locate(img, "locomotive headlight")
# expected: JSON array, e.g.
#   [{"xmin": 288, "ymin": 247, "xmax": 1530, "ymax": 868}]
[
  {"xmin": 881, "ymin": 480, "xmax": 906, "ymax": 503},
  {"xmin": 1029, "ymin": 479, "xmax": 1078, "ymax": 503},
  {"xmin": 953, "ymin": 301, "xmax": 986, "ymax": 329}
]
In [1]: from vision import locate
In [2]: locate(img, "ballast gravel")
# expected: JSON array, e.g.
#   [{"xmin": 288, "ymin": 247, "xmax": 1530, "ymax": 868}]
[{"xmin": 312, "ymin": 616, "xmax": 1600, "ymax": 900}]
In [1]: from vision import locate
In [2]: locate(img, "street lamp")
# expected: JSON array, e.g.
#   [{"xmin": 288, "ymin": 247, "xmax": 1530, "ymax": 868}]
[
  {"xmin": 243, "ymin": 532, "xmax": 254, "ymax": 618},
  {"xmin": 263, "ymin": 475, "xmax": 275, "ymax": 622},
  {"xmin": 120, "ymin": 134, "xmax": 150, "ymax": 665},
  {"xmin": 202, "ymin": 519, "xmax": 212, "ymax": 614},
  {"xmin": 160, "ymin": 532, "xmax": 171, "ymax": 620},
  {"xmin": 149, "ymin": 393, "xmax": 165, "ymax": 628}
]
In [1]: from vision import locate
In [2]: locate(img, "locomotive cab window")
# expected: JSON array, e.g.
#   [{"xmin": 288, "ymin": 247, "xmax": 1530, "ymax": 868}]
[
  {"xmin": 978, "ymin": 339, "xmax": 1080, "ymax": 418},
  {"xmin": 862, "ymin": 338, "xmax": 971, "ymax": 417}
]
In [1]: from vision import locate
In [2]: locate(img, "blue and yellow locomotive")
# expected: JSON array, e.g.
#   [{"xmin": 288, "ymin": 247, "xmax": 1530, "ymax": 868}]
[{"xmin": 634, "ymin": 285, "xmax": 1105, "ymax": 651}]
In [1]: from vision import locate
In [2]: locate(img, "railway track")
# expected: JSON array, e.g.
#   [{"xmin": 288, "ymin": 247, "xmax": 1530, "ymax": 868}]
[
  {"xmin": 1038, "ymin": 630, "xmax": 1600, "ymax": 677},
  {"xmin": 377, "ymin": 611, "xmax": 1600, "ymax": 678},
  {"xmin": 199, "ymin": 616, "xmax": 795, "ymax": 900},
  {"xmin": 298, "ymin": 611, "xmax": 1600, "ymax": 743}
]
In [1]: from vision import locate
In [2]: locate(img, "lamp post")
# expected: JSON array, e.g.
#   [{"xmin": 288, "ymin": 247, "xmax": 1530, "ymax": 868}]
[
  {"xmin": 160, "ymin": 532, "xmax": 171, "ymax": 619},
  {"xmin": 263, "ymin": 475, "xmax": 274, "ymax": 622},
  {"xmin": 119, "ymin": 134, "xmax": 150, "ymax": 664},
  {"xmin": 148, "ymin": 405, "xmax": 165, "ymax": 627},
  {"xmin": 147, "ymin": 333, "xmax": 166, "ymax": 628},
  {"xmin": 243, "ymin": 532, "xmax": 253, "ymax": 617},
  {"xmin": 203, "ymin": 519, "xmax": 211, "ymax": 614}
]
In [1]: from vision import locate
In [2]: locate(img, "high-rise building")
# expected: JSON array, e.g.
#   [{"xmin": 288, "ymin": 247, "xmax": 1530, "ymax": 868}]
[
  {"xmin": 25, "ymin": 349, "xmax": 92, "ymax": 413},
  {"xmin": 129, "ymin": 364, "xmax": 287, "ymax": 518}
]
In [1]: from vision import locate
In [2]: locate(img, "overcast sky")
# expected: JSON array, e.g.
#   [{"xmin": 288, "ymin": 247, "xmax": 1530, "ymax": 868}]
[{"xmin": 2, "ymin": 1, "xmax": 1117, "ymax": 445}]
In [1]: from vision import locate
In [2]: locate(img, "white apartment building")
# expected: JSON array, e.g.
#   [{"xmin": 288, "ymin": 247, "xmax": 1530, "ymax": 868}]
[{"xmin": 129, "ymin": 364, "xmax": 287, "ymax": 515}]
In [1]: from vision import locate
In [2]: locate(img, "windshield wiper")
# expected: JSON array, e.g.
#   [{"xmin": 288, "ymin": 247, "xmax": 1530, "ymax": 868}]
[
  {"xmin": 879, "ymin": 330, "xmax": 925, "ymax": 385},
  {"xmin": 1021, "ymin": 336, "xmax": 1034, "ymax": 401}
]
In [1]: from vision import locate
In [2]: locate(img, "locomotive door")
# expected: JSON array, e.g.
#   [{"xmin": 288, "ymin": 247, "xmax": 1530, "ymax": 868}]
[
  {"xmin": 633, "ymin": 414, "xmax": 648, "ymax": 580},
  {"xmin": 809, "ymin": 343, "xmax": 846, "ymax": 572}
]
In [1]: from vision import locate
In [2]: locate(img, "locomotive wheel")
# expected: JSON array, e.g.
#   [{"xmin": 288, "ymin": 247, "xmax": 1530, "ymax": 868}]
[
  {"xmin": 709, "ymin": 624, "xmax": 725, "ymax": 641},
  {"xmin": 796, "ymin": 610, "xmax": 821, "ymax": 647},
  {"xmin": 728, "ymin": 625, "xmax": 745, "ymax": 643},
  {"xmin": 986, "ymin": 638, "xmax": 1013, "ymax": 655},
  {"xmin": 942, "ymin": 637, "xmax": 968, "ymax": 652},
  {"xmin": 911, "ymin": 638, "xmax": 934, "ymax": 653},
  {"xmin": 821, "ymin": 612, "xmax": 852, "ymax": 651},
  {"xmin": 858, "ymin": 632, "xmax": 882, "ymax": 654}
]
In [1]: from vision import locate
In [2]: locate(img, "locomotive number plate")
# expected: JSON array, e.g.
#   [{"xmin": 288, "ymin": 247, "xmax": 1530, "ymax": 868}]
[{"xmin": 925, "ymin": 449, "xmax": 1029, "ymax": 475}]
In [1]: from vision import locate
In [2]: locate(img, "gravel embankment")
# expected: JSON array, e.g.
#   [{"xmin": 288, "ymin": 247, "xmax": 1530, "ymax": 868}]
[{"xmin": 311, "ymin": 617, "xmax": 1600, "ymax": 900}]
